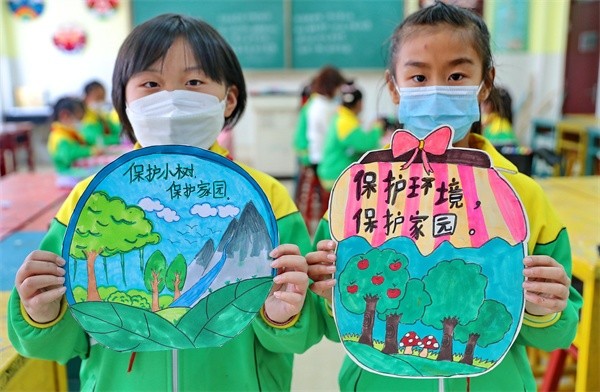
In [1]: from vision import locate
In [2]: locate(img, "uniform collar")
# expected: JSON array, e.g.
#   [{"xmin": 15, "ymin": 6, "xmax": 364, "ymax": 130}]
[{"xmin": 132, "ymin": 141, "xmax": 231, "ymax": 159}]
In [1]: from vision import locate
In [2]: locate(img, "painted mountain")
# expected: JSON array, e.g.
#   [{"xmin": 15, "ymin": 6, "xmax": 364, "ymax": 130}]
[{"xmin": 181, "ymin": 201, "xmax": 274, "ymax": 306}]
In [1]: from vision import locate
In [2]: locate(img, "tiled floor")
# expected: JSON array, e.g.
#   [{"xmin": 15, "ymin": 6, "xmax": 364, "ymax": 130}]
[{"xmin": 291, "ymin": 338, "xmax": 346, "ymax": 391}]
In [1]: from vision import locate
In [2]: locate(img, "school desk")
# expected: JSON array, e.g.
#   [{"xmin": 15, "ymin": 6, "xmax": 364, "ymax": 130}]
[
  {"xmin": 554, "ymin": 115, "xmax": 600, "ymax": 176},
  {"xmin": 536, "ymin": 175, "xmax": 600, "ymax": 392},
  {"xmin": 0, "ymin": 171, "xmax": 71, "ymax": 390},
  {"xmin": 0, "ymin": 122, "xmax": 35, "ymax": 176},
  {"xmin": 0, "ymin": 171, "xmax": 71, "ymax": 240},
  {"xmin": 0, "ymin": 291, "xmax": 67, "ymax": 390}
]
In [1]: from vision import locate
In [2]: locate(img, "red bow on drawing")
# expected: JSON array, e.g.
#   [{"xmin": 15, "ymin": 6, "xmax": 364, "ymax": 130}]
[{"xmin": 391, "ymin": 126, "xmax": 452, "ymax": 174}]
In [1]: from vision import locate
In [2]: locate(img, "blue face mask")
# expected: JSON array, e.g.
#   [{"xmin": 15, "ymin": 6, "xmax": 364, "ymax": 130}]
[{"xmin": 396, "ymin": 84, "xmax": 482, "ymax": 142}]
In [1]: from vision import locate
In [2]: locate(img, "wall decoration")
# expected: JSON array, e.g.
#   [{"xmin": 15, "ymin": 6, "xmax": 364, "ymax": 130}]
[
  {"xmin": 492, "ymin": 0, "xmax": 529, "ymax": 52},
  {"xmin": 328, "ymin": 126, "xmax": 529, "ymax": 378},
  {"xmin": 7, "ymin": 0, "xmax": 45, "ymax": 19},
  {"xmin": 86, "ymin": 0, "xmax": 119, "ymax": 18},
  {"xmin": 52, "ymin": 24, "xmax": 87, "ymax": 53},
  {"xmin": 62, "ymin": 146, "xmax": 278, "ymax": 352}
]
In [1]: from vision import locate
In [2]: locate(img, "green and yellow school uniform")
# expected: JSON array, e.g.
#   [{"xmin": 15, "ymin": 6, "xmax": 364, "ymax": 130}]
[
  {"xmin": 314, "ymin": 134, "xmax": 582, "ymax": 391},
  {"xmin": 318, "ymin": 106, "xmax": 383, "ymax": 191},
  {"xmin": 47, "ymin": 122, "xmax": 96, "ymax": 174},
  {"xmin": 81, "ymin": 107, "xmax": 122, "ymax": 146},
  {"xmin": 8, "ymin": 143, "xmax": 330, "ymax": 391},
  {"xmin": 293, "ymin": 97, "xmax": 311, "ymax": 166}
]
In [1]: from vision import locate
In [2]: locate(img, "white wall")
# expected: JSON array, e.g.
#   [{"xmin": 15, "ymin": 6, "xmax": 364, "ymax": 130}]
[
  {"xmin": 235, "ymin": 70, "xmax": 396, "ymax": 169},
  {"xmin": 1, "ymin": 0, "xmax": 130, "ymax": 108}
]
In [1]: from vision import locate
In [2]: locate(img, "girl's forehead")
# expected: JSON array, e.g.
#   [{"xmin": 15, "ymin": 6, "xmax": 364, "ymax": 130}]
[
  {"xmin": 148, "ymin": 38, "xmax": 202, "ymax": 70},
  {"xmin": 396, "ymin": 24, "xmax": 481, "ymax": 63}
]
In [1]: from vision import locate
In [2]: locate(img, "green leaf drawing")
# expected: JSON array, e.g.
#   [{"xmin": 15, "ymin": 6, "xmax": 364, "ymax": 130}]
[
  {"xmin": 70, "ymin": 301, "xmax": 194, "ymax": 352},
  {"xmin": 177, "ymin": 277, "xmax": 272, "ymax": 348}
]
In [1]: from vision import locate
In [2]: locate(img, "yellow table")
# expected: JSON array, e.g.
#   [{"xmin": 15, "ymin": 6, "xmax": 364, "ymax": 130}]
[
  {"xmin": 0, "ymin": 292, "xmax": 67, "ymax": 390},
  {"xmin": 536, "ymin": 176, "xmax": 600, "ymax": 391},
  {"xmin": 554, "ymin": 115, "xmax": 600, "ymax": 176}
]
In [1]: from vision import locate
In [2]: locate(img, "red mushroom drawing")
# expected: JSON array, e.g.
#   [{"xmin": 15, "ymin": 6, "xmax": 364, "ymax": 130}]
[
  {"xmin": 399, "ymin": 331, "xmax": 421, "ymax": 355},
  {"xmin": 419, "ymin": 335, "xmax": 439, "ymax": 358}
]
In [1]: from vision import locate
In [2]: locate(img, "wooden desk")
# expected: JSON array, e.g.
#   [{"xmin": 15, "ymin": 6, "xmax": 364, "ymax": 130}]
[
  {"xmin": 0, "ymin": 172, "xmax": 71, "ymax": 389},
  {"xmin": 536, "ymin": 176, "xmax": 600, "ymax": 391},
  {"xmin": 0, "ymin": 122, "xmax": 35, "ymax": 176},
  {"xmin": 0, "ymin": 291, "xmax": 67, "ymax": 390},
  {"xmin": 555, "ymin": 116, "xmax": 600, "ymax": 176},
  {"xmin": 0, "ymin": 172, "xmax": 71, "ymax": 240}
]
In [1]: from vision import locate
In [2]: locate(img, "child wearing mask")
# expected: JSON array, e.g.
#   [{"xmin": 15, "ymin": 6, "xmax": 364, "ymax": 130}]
[
  {"xmin": 317, "ymin": 82, "xmax": 384, "ymax": 191},
  {"xmin": 293, "ymin": 66, "xmax": 347, "ymax": 234},
  {"xmin": 48, "ymin": 96, "xmax": 100, "ymax": 176},
  {"xmin": 305, "ymin": 2, "xmax": 581, "ymax": 391},
  {"xmin": 81, "ymin": 80, "xmax": 122, "ymax": 146},
  {"xmin": 8, "ymin": 14, "xmax": 328, "ymax": 391}
]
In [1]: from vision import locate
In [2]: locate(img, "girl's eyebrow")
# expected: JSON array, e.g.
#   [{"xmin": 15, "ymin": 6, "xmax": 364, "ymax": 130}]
[
  {"xmin": 184, "ymin": 65, "xmax": 204, "ymax": 72},
  {"xmin": 403, "ymin": 60, "xmax": 430, "ymax": 69},
  {"xmin": 448, "ymin": 57, "xmax": 475, "ymax": 67}
]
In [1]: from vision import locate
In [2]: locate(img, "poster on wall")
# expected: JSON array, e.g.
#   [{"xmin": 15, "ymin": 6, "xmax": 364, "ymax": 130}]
[
  {"xmin": 492, "ymin": 1, "xmax": 529, "ymax": 52},
  {"xmin": 328, "ymin": 126, "xmax": 529, "ymax": 378},
  {"xmin": 52, "ymin": 23, "xmax": 87, "ymax": 53},
  {"xmin": 61, "ymin": 146, "xmax": 279, "ymax": 352},
  {"xmin": 8, "ymin": 0, "xmax": 45, "ymax": 19},
  {"xmin": 86, "ymin": 0, "xmax": 119, "ymax": 18}
]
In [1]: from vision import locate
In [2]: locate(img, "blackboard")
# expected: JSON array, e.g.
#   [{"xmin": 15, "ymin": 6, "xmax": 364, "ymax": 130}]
[
  {"xmin": 131, "ymin": 0, "xmax": 404, "ymax": 69},
  {"xmin": 131, "ymin": 0, "xmax": 286, "ymax": 69},
  {"xmin": 292, "ymin": 0, "xmax": 403, "ymax": 68}
]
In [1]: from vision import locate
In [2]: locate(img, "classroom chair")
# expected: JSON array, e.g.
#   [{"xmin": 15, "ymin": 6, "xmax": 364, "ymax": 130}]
[{"xmin": 540, "ymin": 344, "xmax": 578, "ymax": 392}]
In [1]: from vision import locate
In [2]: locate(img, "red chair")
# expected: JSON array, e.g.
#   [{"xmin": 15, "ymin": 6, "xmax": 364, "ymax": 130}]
[{"xmin": 540, "ymin": 344, "xmax": 578, "ymax": 392}]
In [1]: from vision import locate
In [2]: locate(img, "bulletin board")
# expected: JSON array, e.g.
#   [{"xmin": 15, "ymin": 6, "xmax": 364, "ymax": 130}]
[{"xmin": 131, "ymin": 0, "xmax": 404, "ymax": 69}]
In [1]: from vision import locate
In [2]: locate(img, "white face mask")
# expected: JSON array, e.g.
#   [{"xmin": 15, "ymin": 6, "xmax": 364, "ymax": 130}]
[{"xmin": 126, "ymin": 90, "xmax": 227, "ymax": 149}]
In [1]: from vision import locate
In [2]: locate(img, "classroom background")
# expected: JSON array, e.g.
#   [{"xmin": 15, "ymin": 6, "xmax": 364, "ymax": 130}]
[{"xmin": 0, "ymin": 0, "xmax": 598, "ymax": 391}]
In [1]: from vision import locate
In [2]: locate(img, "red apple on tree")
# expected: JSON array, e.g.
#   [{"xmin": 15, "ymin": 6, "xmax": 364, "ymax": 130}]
[
  {"xmin": 371, "ymin": 275, "xmax": 384, "ymax": 285},
  {"xmin": 357, "ymin": 259, "xmax": 369, "ymax": 270},
  {"xmin": 387, "ymin": 288, "xmax": 401, "ymax": 298},
  {"xmin": 347, "ymin": 284, "xmax": 358, "ymax": 294},
  {"xmin": 389, "ymin": 260, "xmax": 402, "ymax": 271}
]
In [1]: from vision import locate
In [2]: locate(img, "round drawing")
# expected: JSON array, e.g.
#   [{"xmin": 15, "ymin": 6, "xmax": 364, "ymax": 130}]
[{"xmin": 62, "ymin": 145, "xmax": 278, "ymax": 352}]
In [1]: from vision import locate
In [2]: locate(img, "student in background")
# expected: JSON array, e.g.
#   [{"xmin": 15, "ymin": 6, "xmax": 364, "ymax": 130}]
[
  {"xmin": 481, "ymin": 85, "xmax": 519, "ymax": 147},
  {"xmin": 8, "ymin": 14, "xmax": 327, "ymax": 391},
  {"xmin": 293, "ymin": 66, "xmax": 347, "ymax": 234},
  {"xmin": 318, "ymin": 82, "xmax": 384, "ymax": 191},
  {"xmin": 81, "ymin": 80, "xmax": 122, "ymax": 146},
  {"xmin": 306, "ymin": 2, "xmax": 581, "ymax": 391},
  {"xmin": 48, "ymin": 96, "xmax": 100, "ymax": 177}
]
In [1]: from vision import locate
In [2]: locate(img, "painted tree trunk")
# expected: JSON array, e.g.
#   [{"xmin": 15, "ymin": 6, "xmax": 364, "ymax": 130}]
[
  {"xmin": 174, "ymin": 274, "xmax": 181, "ymax": 300},
  {"xmin": 381, "ymin": 313, "xmax": 401, "ymax": 354},
  {"xmin": 359, "ymin": 296, "xmax": 378, "ymax": 346},
  {"xmin": 151, "ymin": 273, "xmax": 160, "ymax": 312},
  {"xmin": 460, "ymin": 333, "xmax": 480, "ymax": 365},
  {"xmin": 437, "ymin": 317, "xmax": 458, "ymax": 361},
  {"xmin": 120, "ymin": 253, "xmax": 127, "ymax": 285},
  {"xmin": 86, "ymin": 251, "xmax": 101, "ymax": 301}
]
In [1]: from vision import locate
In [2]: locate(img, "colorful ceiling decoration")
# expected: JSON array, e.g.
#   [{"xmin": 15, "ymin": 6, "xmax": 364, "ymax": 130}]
[
  {"xmin": 52, "ymin": 24, "xmax": 87, "ymax": 53},
  {"xmin": 86, "ymin": 0, "xmax": 119, "ymax": 18},
  {"xmin": 7, "ymin": 0, "xmax": 45, "ymax": 19}
]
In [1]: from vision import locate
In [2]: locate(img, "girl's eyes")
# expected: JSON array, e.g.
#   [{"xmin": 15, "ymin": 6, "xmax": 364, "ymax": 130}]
[
  {"xmin": 187, "ymin": 79, "xmax": 204, "ymax": 86},
  {"xmin": 449, "ymin": 73, "xmax": 464, "ymax": 81},
  {"xmin": 412, "ymin": 75, "xmax": 426, "ymax": 83},
  {"xmin": 142, "ymin": 81, "xmax": 159, "ymax": 88}
]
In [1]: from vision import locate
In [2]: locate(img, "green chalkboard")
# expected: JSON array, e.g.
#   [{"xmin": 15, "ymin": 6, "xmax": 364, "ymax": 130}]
[
  {"xmin": 291, "ymin": 0, "xmax": 403, "ymax": 68},
  {"xmin": 131, "ymin": 0, "xmax": 286, "ymax": 69},
  {"xmin": 131, "ymin": 0, "xmax": 403, "ymax": 69}
]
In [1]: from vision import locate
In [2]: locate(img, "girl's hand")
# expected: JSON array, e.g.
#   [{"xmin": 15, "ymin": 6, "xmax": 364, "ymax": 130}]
[
  {"xmin": 263, "ymin": 244, "xmax": 309, "ymax": 323},
  {"xmin": 306, "ymin": 240, "xmax": 337, "ymax": 303},
  {"xmin": 522, "ymin": 255, "xmax": 570, "ymax": 316},
  {"xmin": 15, "ymin": 250, "xmax": 67, "ymax": 323}
]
